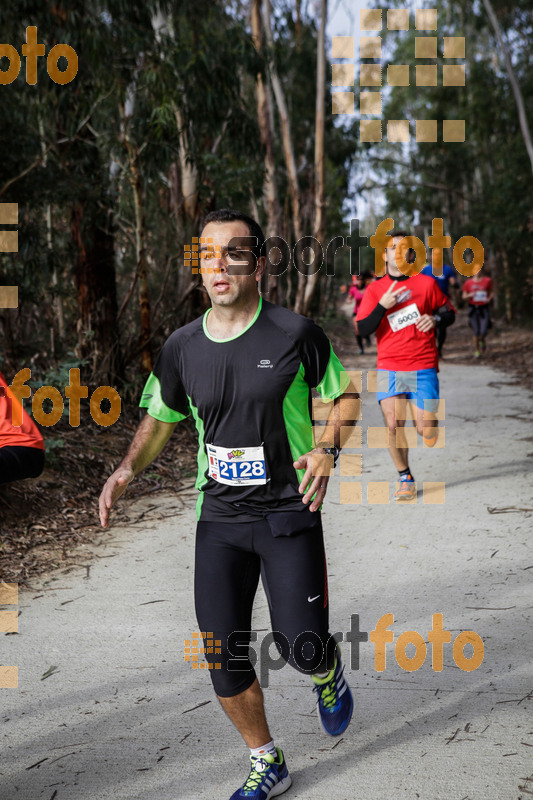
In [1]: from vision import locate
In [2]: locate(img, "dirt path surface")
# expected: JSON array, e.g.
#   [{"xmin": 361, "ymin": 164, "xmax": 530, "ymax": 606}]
[{"xmin": 2, "ymin": 353, "xmax": 533, "ymax": 800}]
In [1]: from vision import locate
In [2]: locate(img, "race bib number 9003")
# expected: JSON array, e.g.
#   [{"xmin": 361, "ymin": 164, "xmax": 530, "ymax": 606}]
[
  {"xmin": 206, "ymin": 443, "xmax": 268, "ymax": 486},
  {"xmin": 387, "ymin": 302, "xmax": 421, "ymax": 332}
]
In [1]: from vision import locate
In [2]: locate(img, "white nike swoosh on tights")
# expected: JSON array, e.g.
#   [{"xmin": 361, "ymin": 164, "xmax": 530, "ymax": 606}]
[{"xmin": 308, "ymin": 595, "xmax": 320, "ymax": 602}]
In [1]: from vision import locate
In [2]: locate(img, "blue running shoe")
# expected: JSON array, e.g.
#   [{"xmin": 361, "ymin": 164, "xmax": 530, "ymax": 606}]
[
  {"xmin": 229, "ymin": 747, "xmax": 292, "ymax": 799},
  {"xmin": 312, "ymin": 652, "xmax": 353, "ymax": 736}
]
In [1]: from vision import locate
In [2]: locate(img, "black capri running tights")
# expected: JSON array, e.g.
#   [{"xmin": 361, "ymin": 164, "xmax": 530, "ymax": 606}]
[
  {"xmin": 0, "ymin": 446, "xmax": 44, "ymax": 485},
  {"xmin": 194, "ymin": 517, "xmax": 336, "ymax": 697},
  {"xmin": 468, "ymin": 305, "xmax": 490, "ymax": 337}
]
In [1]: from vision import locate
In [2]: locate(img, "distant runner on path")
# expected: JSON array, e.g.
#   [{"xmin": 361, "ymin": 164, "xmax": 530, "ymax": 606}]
[
  {"xmin": 345, "ymin": 274, "xmax": 371, "ymax": 354},
  {"xmin": 356, "ymin": 230, "xmax": 455, "ymax": 502},
  {"xmin": 462, "ymin": 272, "xmax": 494, "ymax": 358},
  {"xmin": 99, "ymin": 209, "xmax": 360, "ymax": 800}
]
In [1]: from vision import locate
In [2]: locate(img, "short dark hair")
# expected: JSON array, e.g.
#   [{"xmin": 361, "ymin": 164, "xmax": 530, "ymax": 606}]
[
  {"xmin": 201, "ymin": 208, "xmax": 265, "ymax": 262},
  {"xmin": 390, "ymin": 229, "xmax": 410, "ymax": 239}
]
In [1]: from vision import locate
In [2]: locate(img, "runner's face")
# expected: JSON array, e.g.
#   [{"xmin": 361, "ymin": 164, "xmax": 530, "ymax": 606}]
[
  {"xmin": 200, "ymin": 221, "xmax": 262, "ymax": 307},
  {"xmin": 385, "ymin": 235, "xmax": 406, "ymax": 277}
]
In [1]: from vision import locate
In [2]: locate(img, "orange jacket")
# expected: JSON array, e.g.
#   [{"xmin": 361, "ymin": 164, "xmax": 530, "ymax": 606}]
[{"xmin": 0, "ymin": 372, "xmax": 44, "ymax": 450}]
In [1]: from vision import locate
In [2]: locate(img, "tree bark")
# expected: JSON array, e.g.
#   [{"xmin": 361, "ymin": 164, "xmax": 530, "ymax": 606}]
[
  {"xmin": 122, "ymin": 101, "xmax": 152, "ymax": 375},
  {"xmin": 72, "ymin": 199, "xmax": 119, "ymax": 382},
  {"xmin": 174, "ymin": 104, "xmax": 199, "ymax": 223},
  {"xmin": 482, "ymin": 0, "xmax": 533, "ymax": 176},
  {"xmin": 302, "ymin": 0, "xmax": 327, "ymax": 316},
  {"xmin": 251, "ymin": 0, "xmax": 281, "ymax": 303},
  {"xmin": 262, "ymin": 0, "xmax": 305, "ymax": 312}
]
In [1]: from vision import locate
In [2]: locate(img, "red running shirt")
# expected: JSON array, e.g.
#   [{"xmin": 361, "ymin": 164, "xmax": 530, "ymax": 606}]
[
  {"xmin": 463, "ymin": 276, "xmax": 493, "ymax": 306},
  {"xmin": 0, "ymin": 372, "xmax": 44, "ymax": 450},
  {"xmin": 356, "ymin": 274, "xmax": 452, "ymax": 371}
]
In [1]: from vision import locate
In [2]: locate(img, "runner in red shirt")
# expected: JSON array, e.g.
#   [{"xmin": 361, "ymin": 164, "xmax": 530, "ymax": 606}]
[
  {"xmin": 356, "ymin": 231, "xmax": 455, "ymax": 501},
  {"xmin": 462, "ymin": 274, "xmax": 493, "ymax": 357},
  {"xmin": 0, "ymin": 372, "xmax": 44, "ymax": 485}
]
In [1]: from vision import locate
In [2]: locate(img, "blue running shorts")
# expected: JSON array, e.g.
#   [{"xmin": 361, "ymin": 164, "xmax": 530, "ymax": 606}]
[{"xmin": 376, "ymin": 368, "xmax": 440, "ymax": 412}]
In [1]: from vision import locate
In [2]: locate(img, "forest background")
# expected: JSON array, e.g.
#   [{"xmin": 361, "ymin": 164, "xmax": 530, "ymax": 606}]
[{"xmin": 0, "ymin": 0, "xmax": 532, "ymax": 578}]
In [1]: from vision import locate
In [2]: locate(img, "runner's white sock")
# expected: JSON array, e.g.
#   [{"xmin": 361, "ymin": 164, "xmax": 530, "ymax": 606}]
[
  {"xmin": 312, "ymin": 653, "xmax": 338, "ymax": 683},
  {"xmin": 250, "ymin": 740, "xmax": 277, "ymax": 759}
]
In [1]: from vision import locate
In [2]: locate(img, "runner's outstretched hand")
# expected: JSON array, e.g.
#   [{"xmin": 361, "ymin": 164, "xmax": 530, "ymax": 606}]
[
  {"xmin": 99, "ymin": 466, "xmax": 135, "ymax": 528},
  {"xmin": 293, "ymin": 450, "xmax": 332, "ymax": 512}
]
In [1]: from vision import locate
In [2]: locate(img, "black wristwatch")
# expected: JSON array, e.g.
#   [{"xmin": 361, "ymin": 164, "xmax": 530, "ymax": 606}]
[{"xmin": 321, "ymin": 445, "xmax": 340, "ymax": 466}]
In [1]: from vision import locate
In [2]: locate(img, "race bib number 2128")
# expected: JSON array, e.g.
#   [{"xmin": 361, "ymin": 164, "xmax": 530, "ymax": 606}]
[{"xmin": 206, "ymin": 443, "xmax": 268, "ymax": 486}]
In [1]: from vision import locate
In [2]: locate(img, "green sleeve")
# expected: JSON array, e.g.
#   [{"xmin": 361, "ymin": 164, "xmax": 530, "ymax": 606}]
[
  {"xmin": 315, "ymin": 344, "xmax": 351, "ymax": 402},
  {"xmin": 139, "ymin": 372, "xmax": 189, "ymax": 423}
]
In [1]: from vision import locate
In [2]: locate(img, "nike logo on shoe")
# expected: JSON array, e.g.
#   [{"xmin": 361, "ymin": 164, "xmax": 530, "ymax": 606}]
[{"xmin": 308, "ymin": 594, "xmax": 320, "ymax": 602}]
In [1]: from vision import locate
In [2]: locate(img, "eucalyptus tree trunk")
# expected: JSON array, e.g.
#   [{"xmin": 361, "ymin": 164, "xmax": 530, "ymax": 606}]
[
  {"xmin": 122, "ymin": 64, "xmax": 152, "ymax": 375},
  {"xmin": 302, "ymin": 0, "xmax": 327, "ymax": 316},
  {"xmin": 251, "ymin": 0, "xmax": 282, "ymax": 302},
  {"xmin": 482, "ymin": 0, "xmax": 533, "ymax": 176},
  {"xmin": 262, "ymin": 0, "xmax": 305, "ymax": 312}
]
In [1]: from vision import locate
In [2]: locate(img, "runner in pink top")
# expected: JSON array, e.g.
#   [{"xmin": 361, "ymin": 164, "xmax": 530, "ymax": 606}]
[{"xmin": 346, "ymin": 275, "xmax": 369, "ymax": 354}]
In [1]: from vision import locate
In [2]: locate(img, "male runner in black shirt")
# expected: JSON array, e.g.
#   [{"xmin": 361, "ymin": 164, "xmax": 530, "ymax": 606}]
[{"xmin": 99, "ymin": 209, "xmax": 359, "ymax": 800}]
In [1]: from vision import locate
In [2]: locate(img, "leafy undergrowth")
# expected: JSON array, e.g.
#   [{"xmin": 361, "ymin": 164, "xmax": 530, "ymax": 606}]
[{"xmin": 0, "ymin": 406, "xmax": 198, "ymax": 585}]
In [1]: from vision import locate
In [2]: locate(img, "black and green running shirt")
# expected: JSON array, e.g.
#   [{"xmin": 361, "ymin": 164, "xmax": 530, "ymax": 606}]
[{"xmin": 140, "ymin": 297, "xmax": 349, "ymax": 522}]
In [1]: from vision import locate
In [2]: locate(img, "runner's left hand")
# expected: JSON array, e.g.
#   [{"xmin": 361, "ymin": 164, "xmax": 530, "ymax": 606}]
[
  {"xmin": 293, "ymin": 450, "xmax": 332, "ymax": 512},
  {"xmin": 415, "ymin": 314, "xmax": 437, "ymax": 333}
]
